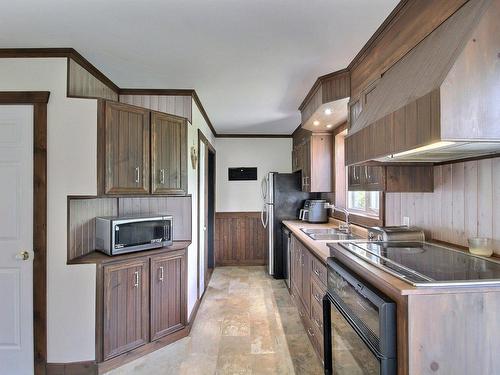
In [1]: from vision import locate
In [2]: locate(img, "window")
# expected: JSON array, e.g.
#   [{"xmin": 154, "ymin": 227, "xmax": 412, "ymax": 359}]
[{"xmin": 348, "ymin": 191, "xmax": 380, "ymax": 217}]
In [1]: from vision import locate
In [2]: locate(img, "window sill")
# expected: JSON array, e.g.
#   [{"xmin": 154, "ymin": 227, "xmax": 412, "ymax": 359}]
[{"xmin": 332, "ymin": 210, "xmax": 382, "ymax": 228}]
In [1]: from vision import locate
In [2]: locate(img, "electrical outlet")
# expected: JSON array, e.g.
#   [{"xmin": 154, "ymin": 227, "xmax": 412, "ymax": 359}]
[{"xmin": 403, "ymin": 216, "xmax": 410, "ymax": 227}]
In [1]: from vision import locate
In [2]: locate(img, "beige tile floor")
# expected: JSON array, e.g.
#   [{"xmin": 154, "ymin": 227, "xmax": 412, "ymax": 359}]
[{"xmin": 105, "ymin": 266, "xmax": 323, "ymax": 375}]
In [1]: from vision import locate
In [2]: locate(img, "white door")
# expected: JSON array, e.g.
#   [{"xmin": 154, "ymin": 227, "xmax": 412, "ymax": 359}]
[
  {"xmin": 0, "ymin": 106, "xmax": 34, "ymax": 375},
  {"xmin": 198, "ymin": 141, "xmax": 206, "ymax": 298}
]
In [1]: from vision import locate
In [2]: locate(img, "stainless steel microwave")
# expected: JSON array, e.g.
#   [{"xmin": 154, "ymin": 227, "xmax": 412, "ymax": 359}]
[{"xmin": 95, "ymin": 215, "xmax": 173, "ymax": 256}]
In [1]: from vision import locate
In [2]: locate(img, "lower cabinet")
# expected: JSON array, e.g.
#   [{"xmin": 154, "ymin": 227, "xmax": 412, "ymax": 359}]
[
  {"xmin": 150, "ymin": 251, "xmax": 186, "ymax": 341},
  {"xmin": 98, "ymin": 248, "xmax": 187, "ymax": 363},
  {"xmin": 103, "ymin": 259, "xmax": 149, "ymax": 360},
  {"xmin": 290, "ymin": 234, "xmax": 327, "ymax": 362}
]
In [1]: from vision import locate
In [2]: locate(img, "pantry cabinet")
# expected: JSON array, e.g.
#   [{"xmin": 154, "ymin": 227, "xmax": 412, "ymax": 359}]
[{"xmin": 98, "ymin": 100, "xmax": 188, "ymax": 196}]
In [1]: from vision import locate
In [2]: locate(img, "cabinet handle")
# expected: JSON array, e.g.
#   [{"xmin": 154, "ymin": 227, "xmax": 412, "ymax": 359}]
[
  {"xmin": 135, "ymin": 167, "xmax": 140, "ymax": 183},
  {"xmin": 159, "ymin": 266, "xmax": 164, "ymax": 282},
  {"xmin": 314, "ymin": 269, "xmax": 321, "ymax": 277},
  {"xmin": 307, "ymin": 328, "xmax": 315, "ymax": 337},
  {"xmin": 133, "ymin": 271, "xmax": 139, "ymax": 287},
  {"xmin": 365, "ymin": 167, "xmax": 368, "ymax": 181},
  {"xmin": 315, "ymin": 318, "xmax": 322, "ymax": 329},
  {"xmin": 160, "ymin": 169, "xmax": 165, "ymax": 185}
]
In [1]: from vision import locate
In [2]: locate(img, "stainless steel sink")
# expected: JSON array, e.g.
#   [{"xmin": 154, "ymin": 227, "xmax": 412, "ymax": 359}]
[{"xmin": 300, "ymin": 227, "xmax": 359, "ymax": 241}]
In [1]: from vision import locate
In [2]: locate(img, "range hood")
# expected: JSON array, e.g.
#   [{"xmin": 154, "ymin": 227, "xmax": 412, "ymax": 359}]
[{"xmin": 346, "ymin": 0, "xmax": 500, "ymax": 164}]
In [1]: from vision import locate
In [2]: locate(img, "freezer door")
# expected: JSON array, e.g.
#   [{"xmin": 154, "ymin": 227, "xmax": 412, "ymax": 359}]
[{"xmin": 267, "ymin": 204, "xmax": 274, "ymax": 275}]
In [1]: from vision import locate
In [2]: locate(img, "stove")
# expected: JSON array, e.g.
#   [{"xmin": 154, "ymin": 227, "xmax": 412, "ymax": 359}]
[{"xmin": 331, "ymin": 241, "xmax": 500, "ymax": 287}]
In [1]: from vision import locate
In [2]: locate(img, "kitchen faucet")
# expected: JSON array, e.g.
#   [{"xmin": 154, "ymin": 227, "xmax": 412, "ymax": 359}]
[{"xmin": 330, "ymin": 205, "xmax": 350, "ymax": 234}]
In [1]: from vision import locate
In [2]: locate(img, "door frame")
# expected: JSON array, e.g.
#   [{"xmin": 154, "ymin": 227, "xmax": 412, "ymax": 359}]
[
  {"xmin": 197, "ymin": 129, "xmax": 216, "ymax": 298},
  {"xmin": 0, "ymin": 91, "xmax": 49, "ymax": 375}
]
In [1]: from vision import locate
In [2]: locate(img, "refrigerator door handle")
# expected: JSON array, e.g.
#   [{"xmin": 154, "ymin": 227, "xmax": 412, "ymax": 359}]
[
  {"xmin": 261, "ymin": 204, "xmax": 269, "ymax": 228},
  {"xmin": 261, "ymin": 176, "xmax": 268, "ymax": 201}
]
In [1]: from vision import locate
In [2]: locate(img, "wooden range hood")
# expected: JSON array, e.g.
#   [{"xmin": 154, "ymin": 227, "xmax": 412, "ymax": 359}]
[{"xmin": 346, "ymin": 0, "xmax": 500, "ymax": 165}]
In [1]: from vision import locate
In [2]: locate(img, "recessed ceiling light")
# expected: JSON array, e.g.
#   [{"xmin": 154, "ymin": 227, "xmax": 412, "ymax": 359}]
[
  {"xmin": 313, "ymin": 120, "xmax": 320, "ymax": 126},
  {"xmin": 324, "ymin": 108, "xmax": 332, "ymax": 115},
  {"xmin": 326, "ymin": 124, "xmax": 333, "ymax": 129}
]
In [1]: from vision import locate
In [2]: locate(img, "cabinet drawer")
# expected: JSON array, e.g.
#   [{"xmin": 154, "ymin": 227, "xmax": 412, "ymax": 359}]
[
  {"xmin": 311, "ymin": 256, "xmax": 327, "ymax": 287},
  {"xmin": 311, "ymin": 277, "xmax": 326, "ymax": 310}
]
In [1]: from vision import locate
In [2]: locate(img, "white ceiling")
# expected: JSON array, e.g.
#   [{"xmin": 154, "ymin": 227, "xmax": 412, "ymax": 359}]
[{"xmin": 0, "ymin": 0, "xmax": 398, "ymax": 134}]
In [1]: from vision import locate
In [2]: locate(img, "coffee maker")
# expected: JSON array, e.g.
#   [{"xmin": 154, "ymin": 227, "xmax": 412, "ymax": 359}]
[{"xmin": 299, "ymin": 199, "xmax": 330, "ymax": 223}]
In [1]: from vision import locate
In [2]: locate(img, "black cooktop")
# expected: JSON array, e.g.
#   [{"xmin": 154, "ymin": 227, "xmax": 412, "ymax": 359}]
[{"xmin": 334, "ymin": 241, "xmax": 500, "ymax": 287}]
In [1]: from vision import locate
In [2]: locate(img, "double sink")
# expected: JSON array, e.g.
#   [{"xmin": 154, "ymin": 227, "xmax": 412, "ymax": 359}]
[{"xmin": 300, "ymin": 227, "xmax": 360, "ymax": 242}]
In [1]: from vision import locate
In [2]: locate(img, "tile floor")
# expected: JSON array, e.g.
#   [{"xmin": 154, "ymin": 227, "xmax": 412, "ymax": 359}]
[{"xmin": 105, "ymin": 266, "xmax": 323, "ymax": 375}]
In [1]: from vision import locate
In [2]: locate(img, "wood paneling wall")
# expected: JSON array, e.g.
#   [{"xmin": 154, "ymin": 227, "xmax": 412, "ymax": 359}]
[
  {"xmin": 349, "ymin": 0, "xmax": 468, "ymax": 100},
  {"xmin": 119, "ymin": 95, "xmax": 192, "ymax": 123},
  {"xmin": 386, "ymin": 157, "xmax": 500, "ymax": 255},
  {"xmin": 67, "ymin": 196, "xmax": 192, "ymax": 261},
  {"xmin": 215, "ymin": 212, "xmax": 266, "ymax": 266},
  {"xmin": 67, "ymin": 58, "xmax": 119, "ymax": 101}
]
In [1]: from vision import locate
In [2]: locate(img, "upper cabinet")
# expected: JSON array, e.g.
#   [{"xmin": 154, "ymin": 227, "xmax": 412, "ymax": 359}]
[
  {"xmin": 292, "ymin": 130, "xmax": 333, "ymax": 193},
  {"xmin": 299, "ymin": 70, "xmax": 350, "ymax": 133},
  {"xmin": 100, "ymin": 101, "xmax": 150, "ymax": 195},
  {"xmin": 98, "ymin": 101, "xmax": 188, "ymax": 196},
  {"xmin": 346, "ymin": 0, "xmax": 500, "ymax": 165},
  {"xmin": 151, "ymin": 112, "xmax": 187, "ymax": 195}
]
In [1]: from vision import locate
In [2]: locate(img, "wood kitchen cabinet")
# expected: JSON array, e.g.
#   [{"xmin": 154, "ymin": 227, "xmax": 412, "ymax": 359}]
[
  {"xmin": 150, "ymin": 250, "xmax": 187, "ymax": 341},
  {"xmin": 98, "ymin": 100, "xmax": 188, "ymax": 196},
  {"xmin": 292, "ymin": 133, "xmax": 333, "ymax": 193},
  {"xmin": 93, "ymin": 245, "xmax": 189, "ymax": 368},
  {"xmin": 99, "ymin": 101, "xmax": 150, "ymax": 195},
  {"xmin": 102, "ymin": 259, "xmax": 149, "ymax": 360},
  {"xmin": 151, "ymin": 112, "xmax": 188, "ymax": 195},
  {"xmin": 290, "ymin": 234, "xmax": 327, "ymax": 362},
  {"xmin": 348, "ymin": 164, "xmax": 433, "ymax": 192}
]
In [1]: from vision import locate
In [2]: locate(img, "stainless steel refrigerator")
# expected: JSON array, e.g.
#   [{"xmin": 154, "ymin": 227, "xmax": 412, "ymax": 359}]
[{"xmin": 261, "ymin": 172, "xmax": 316, "ymax": 279}]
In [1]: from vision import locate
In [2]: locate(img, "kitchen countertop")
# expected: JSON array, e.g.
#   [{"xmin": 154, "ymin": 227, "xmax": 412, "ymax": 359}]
[{"xmin": 282, "ymin": 219, "xmax": 500, "ymax": 298}]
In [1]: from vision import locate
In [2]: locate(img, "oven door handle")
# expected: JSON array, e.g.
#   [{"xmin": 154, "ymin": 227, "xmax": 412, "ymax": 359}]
[{"xmin": 327, "ymin": 292, "xmax": 385, "ymax": 360}]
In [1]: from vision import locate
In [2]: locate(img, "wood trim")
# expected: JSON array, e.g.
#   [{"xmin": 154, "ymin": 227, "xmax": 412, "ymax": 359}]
[
  {"xmin": 347, "ymin": 0, "xmax": 410, "ymax": 71},
  {"xmin": 0, "ymin": 48, "xmax": 119, "ymax": 93},
  {"xmin": 46, "ymin": 361, "xmax": 97, "ymax": 375},
  {"xmin": 0, "ymin": 91, "xmax": 50, "ymax": 103},
  {"xmin": 197, "ymin": 129, "xmax": 216, "ymax": 298},
  {"xmin": 0, "ymin": 92, "xmax": 49, "ymax": 375},
  {"xmin": 97, "ymin": 327, "xmax": 189, "ymax": 375},
  {"xmin": 191, "ymin": 90, "xmax": 217, "ymax": 137},
  {"xmin": 298, "ymin": 68, "xmax": 350, "ymax": 111},
  {"xmin": 215, "ymin": 133, "xmax": 292, "ymax": 138},
  {"xmin": 434, "ymin": 153, "xmax": 500, "ymax": 166}
]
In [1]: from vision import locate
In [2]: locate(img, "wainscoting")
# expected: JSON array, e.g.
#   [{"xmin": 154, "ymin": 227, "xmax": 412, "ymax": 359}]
[
  {"xmin": 215, "ymin": 212, "xmax": 267, "ymax": 266},
  {"xmin": 386, "ymin": 156, "xmax": 500, "ymax": 254}
]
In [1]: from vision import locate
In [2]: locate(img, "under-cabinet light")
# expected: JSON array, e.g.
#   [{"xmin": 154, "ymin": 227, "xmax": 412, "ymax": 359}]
[
  {"xmin": 390, "ymin": 141, "xmax": 456, "ymax": 158},
  {"xmin": 324, "ymin": 108, "xmax": 332, "ymax": 115},
  {"xmin": 313, "ymin": 120, "xmax": 320, "ymax": 126}
]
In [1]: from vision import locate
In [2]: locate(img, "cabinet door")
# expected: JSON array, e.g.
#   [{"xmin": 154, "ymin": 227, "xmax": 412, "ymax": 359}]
[
  {"xmin": 301, "ymin": 247, "xmax": 311, "ymax": 315},
  {"xmin": 103, "ymin": 259, "xmax": 149, "ymax": 360},
  {"xmin": 103, "ymin": 101, "xmax": 150, "ymax": 194},
  {"xmin": 151, "ymin": 113, "xmax": 187, "ymax": 195},
  {"xmin": 150, "ymin": 250, "xmax": 186, "ymax": 341},
  {"xmin": 347, "ymin": 166, "xmax": 363, "ymax": 190},
  {"xmin": 364, "ymin": 166, "xmax": 385, "ymax": 191}
]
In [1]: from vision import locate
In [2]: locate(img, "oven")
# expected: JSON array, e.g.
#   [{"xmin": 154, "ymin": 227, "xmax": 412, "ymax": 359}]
[{"xmin": 323, "ymin": 258, "xmax": 396, "ymax": 375}]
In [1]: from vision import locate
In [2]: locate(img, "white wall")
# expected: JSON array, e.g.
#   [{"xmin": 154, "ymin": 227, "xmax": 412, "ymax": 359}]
[
  {"xmin": 0, "ymin": 58, "xmax": 98, "ymax": 362},
  {"xmin": 215, "ymin": 138, "xmax": 292, "ymax": 212}
]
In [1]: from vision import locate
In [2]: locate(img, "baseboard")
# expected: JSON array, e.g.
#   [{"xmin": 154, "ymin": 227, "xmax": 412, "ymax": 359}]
[
  {"xmin": 97, "ymin": 327, "xmax": 189, "ymax": 374},
  {"xmin": 46, "ymin": 360, "xmax": 97, "ymax": 375}
]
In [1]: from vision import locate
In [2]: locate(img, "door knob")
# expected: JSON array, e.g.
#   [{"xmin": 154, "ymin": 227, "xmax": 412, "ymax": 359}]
[{"xmin": 15, "ymin": 251, "xmax": 30, "ymax": 261}]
